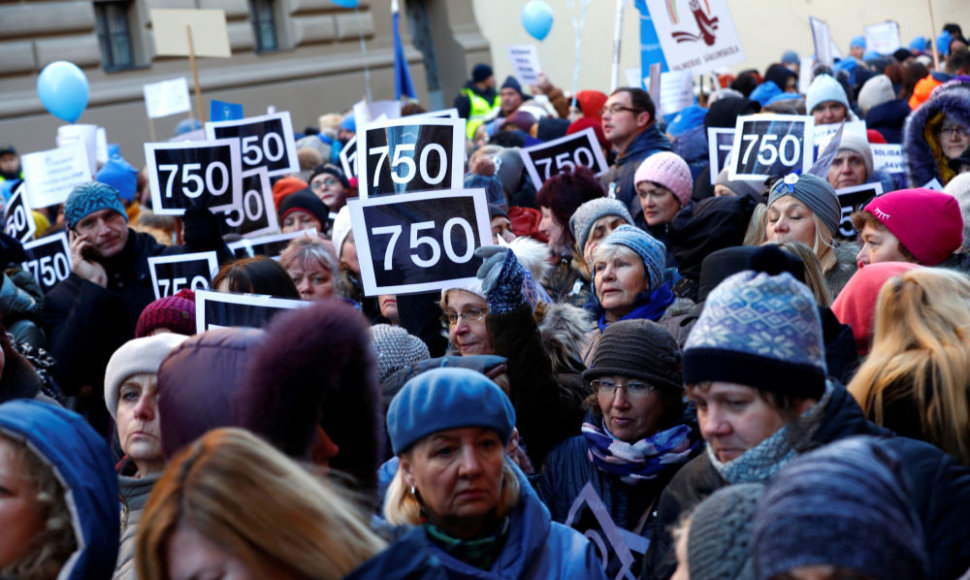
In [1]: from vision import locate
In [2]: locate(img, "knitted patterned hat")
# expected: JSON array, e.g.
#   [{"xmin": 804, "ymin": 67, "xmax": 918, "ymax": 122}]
[
  {"xmin": 103, "ymin": 333, "xmax": 189, "ymax": 420},
  {"xmin": 135, "ymin": 289, "xmax": 197, "ymax": 338},
  {"xmin": 64, "ymin": 182, "xmax": 128, "ymax": 229},
  {"xmin": 569, "ymin": 197, "xmax": 634, "ymax": 250},
  {"xmin": 371, "ymin": 324, "xmax": 430, "ymax": 382},
  {"xmin": 582, "ymin": 319, "xmax": 682, "ymax": 391},
  {"xmin": 599, "ymin": 225, "xmax": 666, "ymax": 291},
  {"xmin": 767, "ymin": 173, "xmax": 841, "ymax": 236},
  {"xmin": 683, "ymin": 270, "xmax": 826, "ymax": 399},
  {"xmin": 806, "ymin": 74, "xmax": 849, "ymax": 114},
  {"xmin": 634, "ymin": 152, "xmax": 693, "ymax": 207},
  {"xmin": 688, "ymin": 483, "xmax": 765, "ymax": 580},
  {"xmin": 863, "ymin": 188, "xmax": 964, "ymax": 265}
]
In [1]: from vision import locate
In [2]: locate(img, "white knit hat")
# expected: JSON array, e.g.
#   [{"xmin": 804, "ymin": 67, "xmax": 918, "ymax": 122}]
[
  {"xmin": 103, "ymin": 334, "xmax": 189, "ymax": 420},
  {"xmin": 331, "ymin": 205, "xmax": 352, "ymax": 260}
]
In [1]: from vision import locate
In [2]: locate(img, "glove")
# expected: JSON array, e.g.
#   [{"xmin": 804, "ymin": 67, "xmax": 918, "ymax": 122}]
[
  {"xmin": 0, "ymin": 231, "xmax": 26, "ymax": 267},
  {"xmin": 475, "ymin": 245, "xmax": 525, "ymax": 315}
]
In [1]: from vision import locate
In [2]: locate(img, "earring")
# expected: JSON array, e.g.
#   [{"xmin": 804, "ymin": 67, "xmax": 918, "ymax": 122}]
[{"xmin": 410, "ymin": 485, "xmax": 416, "ymax": 495}]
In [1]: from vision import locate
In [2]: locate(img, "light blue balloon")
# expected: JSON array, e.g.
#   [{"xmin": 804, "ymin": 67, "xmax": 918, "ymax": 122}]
[
  {"xmin": 521, "ymin": 0, "xmax": 554, "ymax": 41},
  {"xmin": 37, "ymin": 61, "xmax": 89, "ymax": 123},
  {"xmin": 330, "ymin": 0, "xmax": 358, "ymax": 7}
]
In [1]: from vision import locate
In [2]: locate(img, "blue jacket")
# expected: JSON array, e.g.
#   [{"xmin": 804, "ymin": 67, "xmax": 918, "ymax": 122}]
[
  {"xmin": 0, "ymin": 399, "xmax": 119, "ymax": 580},
  {"xmin": 345, "ymin": 527, "xmax": 448, "ymax": 580},
  {"xmin": 601, "ymin": 126, "xmax": 672, "ymax": 219}
]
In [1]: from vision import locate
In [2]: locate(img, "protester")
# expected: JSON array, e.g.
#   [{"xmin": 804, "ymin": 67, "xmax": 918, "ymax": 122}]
[
  {"xmin": 307, "ymin": 163, "xmax": 353, "ymax": 212},
  {"xmin": 279, "ymin": 235, "xmax": 339, "ymax": 301},
  {"xmin": 635, "ymin": 152, "xmax": 693, "ymax": 240},
  {"xmin": 831, "ymin": 261, "xmax": 919, "ymax": 357},
  {"xmin": 278, "ymin": 188, "xmax": 330, "ymax": 235},
  {"xmin": 904, "ymin": 81, "xmax": 970, "ymax": 187},
  {"xmin": 819, "ymin": 131, "xmax": 881, "ymax": 190},
  {"xmin": 859, "ymin": 74, "xmax": 911, "ymax": 143},
  {"xmin": 806, "ymin": 74, "xmax": 853, "ymax": 125},
  {"xmin": 568, "ymin": 197, "xmax": 634, "ymax": 297},
  {"xmin": 212, "ymin": 256, "xmax": 301, "ymax": 298},
  {"xmin": 0, "ymin": 143, "xmax": 21, "ymax": 185},
  {"xmin": 455, "ymin": 63, "xmax": 500, "ymax": 140}
]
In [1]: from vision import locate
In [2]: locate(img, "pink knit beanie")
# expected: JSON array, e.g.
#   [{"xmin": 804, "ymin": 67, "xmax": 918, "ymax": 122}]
[
  {"xmin": 863, "ymin": 188, "xmax": 964, "ymax": 266},
  {"xmin": 634, "ymin": 152, "xmax": 693, "ymax": 207}
]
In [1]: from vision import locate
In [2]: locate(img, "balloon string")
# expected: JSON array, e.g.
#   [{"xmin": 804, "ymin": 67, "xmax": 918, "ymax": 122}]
[
  {"xmin": 570, "ymin": 0, "xmax": 592, "ymax": 112},
  {"xmin": 355, "ymin": 6, "xmax": 373, "ymax": 102}
]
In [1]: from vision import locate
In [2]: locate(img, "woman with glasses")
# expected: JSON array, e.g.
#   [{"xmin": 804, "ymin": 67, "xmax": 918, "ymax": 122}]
[
  {"xmin": 536, "ymin": 319, "xmax": 700, "ymax": 578},
  {"xmin": 307, "ymin": 163, "xmax": 353, "ymax": 212},
  {"xmin": 904, "ymin": 82, "xmax": 970, "ymax": 187}
]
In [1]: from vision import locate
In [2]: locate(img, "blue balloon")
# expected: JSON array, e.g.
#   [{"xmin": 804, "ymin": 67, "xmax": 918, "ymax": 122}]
[
  {"xmin": 37, "ymin": 61, "xmax": 89, "ymax": 123},
  {"xmin": 521, "ymin": 0, "xmax": 554, "ymax": 41},
  {"xmin": 330, "ymin": 0, "xmax": 358, "ymax": 7}
]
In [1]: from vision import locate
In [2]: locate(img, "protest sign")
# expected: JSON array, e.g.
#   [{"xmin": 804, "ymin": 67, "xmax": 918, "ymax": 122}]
[
  {"xmin": 4, "ymin": 185, "xmax": 36, "ymax": 243},
  {"xmin": 227, "ymin": 229, "xmax": 313, "ymax": 260},
  {"xmin": 357, "ymin": 117, "xmax": 464, "ymax": 198},
  {"xmin": 219, "ymin": 167, "xmax": 280, "ymax": 238},
  {"xmin": 148, "ymin": 251, "xmax": 219, "ymax": 300},
  {"xmin": 643, "ymin": 0, "xmax": 745, "ymax": 74},
  {"xmin": 353, "ymin": 99, "xmax": 371, "ymax": 127},
  {"xmin": 660, "ymin": 70, "xmax": 694, "ymax": 116},
  {"xmin": 798, "ymin": 56, "xmax": 814, "ymax": 95},
  {"xmin": 143, "ymin": 78, "xmax": 191, "ymax": 119},
  {"xmin": 145, "ymin": 139, "xmax": 242, "ymax": 216},
  {"xmin": 814, "ymin": 121, "xmax": 867, "ymax": 145},
  {"xmin": 871, "ymin": 144, "xmax": 905, "ymax": 175},
  {"xmin": 408, "ymin": 108, "xmax": 460, "ymax": 121},
  {"xmin": 519, "ymin": 128, "xmax": 609, "ymax": 189},
  {"xmin": 923, "ymin": 178, "xmax": 944, "ymax": 191},
  {"xmin": 624, "ymin": 67, "xmax": 643, "ymax": 89},
  {"xmin": 96, "ymin": 128, "xmax": 108, "ymax": 167},
  {"xmin": 565, "ymin": 482, "xmax": 646, "ymax": 580},
  {"xmin": 205, "ymin": 112, "xmax": 299, "ymax": 178},
  {"xmin": 21, "ymin": 232, "xmax": 70, "ymax": 293},
  {"xmin": 21, "ymin": 145, "xmax": 92, "ymax": 209},
  {"xmin": 865, "ymin": 21, "xmax": 901, "ymax": 55},
  {"xmin": 56, "ymin": 124, "xmax": 99, "ymax": 176},
  {"xmin": 151, "ymin": 9, "xmax": 231, "ymax": 58},
  {"xmin": 194, "ymin": 289, "xmax": 309, "ymax": 333},
  {"xmin": 507, "ymin": 45, "xmax": 542, "ymax": 86},
  {"xmin": 729, "ymin": 115, "xmax": 814, "ymax": 180},
  {"xmin": 340, "ymin": 136, "xmax": 358, "ymax": 178},
  {"xmin": 811, "ymin": 17, "xmax": 834, "ymax": 66},
  {"xmin": 348, "ymin": 189, "xmax": 490, "ymax": 296},
  {"xmin": 836, "ymin": 183, "xmax": 883, "ymax": 238},
  {"xmin": 369, "ymin": 101, "xmax": 403, "ymax": 121},
  {"xmin": 707, "ymin": 127, "xmax": 735, "ymax": 184}
]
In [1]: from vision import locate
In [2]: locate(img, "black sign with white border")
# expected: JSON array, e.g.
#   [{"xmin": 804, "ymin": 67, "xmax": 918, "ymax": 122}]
[
  {"xmin": 565, "ymin": 482, "xmax": 645, "ymax": 580},
  {"xmin": 728, "ymin": 114, "xmax": 814, "ymax": 180},
  {"xmin": 707, "ymin": 127, "xmax": 735, "ymax": 185},
  {"xmin": 21, "ymin": 232, "xmax": 71, "ymax": 293},
  {"xmin": 226, "ymin": 229, "xmax": 315, "ymax": 260},
  {"xmin": 339, "ymin": 136, "xmax": 358, "ymax": 178},
  {"xmin": 148, "ymin": 251, "xmax": 219, "ymax": 300},
  {"xmin": 218, "ymin": 167, "xmax": 280, "ymax": 239},
  {"xmin": 4, "ymin": 184, "xmax": 36, "ymax": 243},
  {"xmin": 194, "ymin": 289, "xmax": 310, "ymax": 333},
  {"xmin": 145, "ymin": 139, "xmax": 243, "ymax": 216},
  {"xmin": 519, "ymin": 127, "xmax": 610, "ymax": 190},
  {"xmin": 836, "ymin": 182, "xmax": 883, "ymax": 239},
  {"xmin": 356, "ymin": 117, "xmax": 464, "ymax": 198},
  {"xmin": 349, "ymin": 188, "xmax": 491, "ymax": 296},
  {"xmin": 407, "ymin": 108, "xmax": 460, "ymax": 120},
  {"xmin": 205, "ymin": 111, "xmax": 299, "ymax": 177}
]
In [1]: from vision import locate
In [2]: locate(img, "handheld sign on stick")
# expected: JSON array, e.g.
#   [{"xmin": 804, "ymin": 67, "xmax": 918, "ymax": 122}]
[{"xmin": 145, "ymin": 139, "xmax": 243, "ymax": 216}]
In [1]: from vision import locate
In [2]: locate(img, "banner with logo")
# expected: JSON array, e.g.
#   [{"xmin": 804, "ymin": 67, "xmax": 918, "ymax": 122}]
[{"xmin": 642, "ymin": 0, "xmax": 745, "ymax": 74}]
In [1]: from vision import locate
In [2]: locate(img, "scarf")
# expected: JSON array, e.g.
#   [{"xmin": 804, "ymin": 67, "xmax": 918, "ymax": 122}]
[
  {"xmin": 423, "ymin": 515, "xmax": 510, "ymax": 571},
  {"xmin": 597, "ymin": 283, "xmax": 676, "ymax": 332},
  {"xmin": 582, "ymin": 418, "xmax": 700, "ymax": 485},
  {"xmin": 709, "ymin": 382, "xmax": 835, "ymax": 484}
]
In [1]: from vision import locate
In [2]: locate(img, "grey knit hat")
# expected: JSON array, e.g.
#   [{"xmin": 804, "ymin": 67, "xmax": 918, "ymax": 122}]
[
  {"xmin": 371, "ymin": 324, "xmax": 430, "ymax": 382},
  {"xmin": 569, "ymin": 197, "xmax": 634, "ymax": 251},
  {"xmin": 688, "ymin": 483, "xmax": 764, "ymax": 580},
  {"xmin": 767, "ymin": 173, "xmax": 841, "ymax": 236},
  {"xmin": 582, "ymin": 319, "xmax": 682, "ymax": 391},
  {"xmin": 715, "ymin": 168, "xmax": 767, "ymax": 201}
]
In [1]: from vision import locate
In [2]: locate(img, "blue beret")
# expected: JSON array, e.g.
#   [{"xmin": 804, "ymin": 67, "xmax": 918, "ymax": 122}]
[
  {"xmin": 64, "ymin": 182, "xmax": 128, "ymax": 229},
  {"xmin": 386, "ymin": 367, "xmax": 516, "ymax": 455}
]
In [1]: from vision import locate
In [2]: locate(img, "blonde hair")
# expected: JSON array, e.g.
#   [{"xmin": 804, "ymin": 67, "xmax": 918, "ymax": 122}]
[
  {"xmin": 135, "ymin": 428, "xmax": 386, "ymax": 580},
  {"xmin": 765, "ymin": 198, "xmax": 837, "ymax": 273},
  {"xmin": 743, "ymin": 203, "xmax": 768, "ymax": 246},
  {"xmin": 383, "ymin": 456, "xmax": 521, "ymax": 527},
  {"xmin": 848, "ymin": 268, "xmax": 970, "ymax": 465},
  {"xmin": 768, "ymin": 240, "xmax": 833, "ymax": 306}
]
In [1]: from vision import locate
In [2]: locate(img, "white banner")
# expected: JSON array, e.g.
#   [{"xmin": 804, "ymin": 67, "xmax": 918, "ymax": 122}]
[
  {"xmin": 659, "ymin": 71, "xmax": 694, "ymax": 116},
  {"xmin": 811, "ymin": 17, "xmax": 833, "ymax": 67},
  {"xmin": 864, "ymin": 21, "xmax": 901, "ymax": 56},
  {"xmin": 143, "ymin": 77, "xmax": 192, "ymax": 119},
  {"xmin": 507, "ymin": 45, "xmax": 542, "ymax": 86},
  {"xmin": 644, "ymin": 0, "xmax": 745, "ymax": 74},
  {"xmin": 56, "ymin": 124, "xmax": 98, "ymax": 176},
  {"xmin": 871, "ymin": 144, "xmax": 905, "ymax": 175}
]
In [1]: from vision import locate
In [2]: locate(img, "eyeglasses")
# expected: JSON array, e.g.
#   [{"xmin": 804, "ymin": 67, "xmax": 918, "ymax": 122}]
[
  {"xmin": 940, "ymin": 125, "xmax": 969, "ymax": 139},
  {"xmin": 600, "ymin": 104, "xmax": 642, "ymax": 117},
  {"xmin": 591, "ymin": 378, "xmax": 657, "ymax": 398},
  {"xmin": 311, "ymin": 177, "xmax": 339, "ymax": 189},
  {"xmin": 441, "ymin": 307, "xmax": 487, "ymax": 326}
]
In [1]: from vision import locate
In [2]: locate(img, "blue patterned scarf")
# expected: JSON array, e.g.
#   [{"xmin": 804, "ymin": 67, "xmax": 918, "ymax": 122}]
[
  {"xmin": 596, "ymin": 283, "xmax": 676, "ymax": 331},
  {"xmin": 582, "ymin": 418, "xmax": 701, "ymax": 485}
]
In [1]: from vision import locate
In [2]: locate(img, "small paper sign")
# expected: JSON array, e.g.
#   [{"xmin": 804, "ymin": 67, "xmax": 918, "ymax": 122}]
[
  {"xmin": 507, "ymin": 45, "xmax": 542, "ymax": 86},
  {"xmin": 21, "ymin": 145, "xmax": 92, "ymax": 209},
  {"xmin": 729, "ymin": 115, "xmax": 814, "ymax": 180},
  {"xmin": 864, "ymin": 21, "xmax": 901, "ymax": 55},
  {"xmin": 148, "ymin": 251, "xmax": 219, "ymax": 300},
  {"xmin": 811, "ymin": 17, "xmax": 834, "ymax": 66},
  {"xmin": 151, "ymin": 9, "xmax": 231, "ymax": 58},
  {"xmin": 195, "ymin": 289, "xmax": 310, "ymax": 333},
  {"xmin": 871, "ymin": 144, "xmax": 905, "ymax": 175},
  {"xmin": 836, "ymin": 183, "xmax": 883, "ymax": 238},
  {"xmin": 143, "ymin": 78, "xmax": 192, "ymax": 119},
  {"xmin": 21, "ymin": 232, "xmax": 71, "ymax": 293},
  {"xmin": 659, "ymin": 71, "xmax": 694, "ymax": 116},
  {"xmin": 56, "ymin": 124, "xmax": 99, "ymax": 176}
]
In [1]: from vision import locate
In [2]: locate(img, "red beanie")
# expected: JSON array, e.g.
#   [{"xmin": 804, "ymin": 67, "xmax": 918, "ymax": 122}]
[
  {"xmin": 135, "ymin": 289, "xmax": 196, "ymax": 338},
  {"xmin": 831, "ymin": 262, "xmax": 919, "ymax": 356},
  {"xmin": 567, "ymin": 117, "xmax": 609, "ymax": 151},
  {"xmin": 863, "ymin": 188, "xmax": 964, "ymax": 266},
  {"xmin": 576, "ymin": 90, "xmax": 608, "ymax": 121}
]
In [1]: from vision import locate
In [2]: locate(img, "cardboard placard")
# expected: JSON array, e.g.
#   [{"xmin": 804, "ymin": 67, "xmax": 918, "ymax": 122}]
[
  {"xmin": 219, "ymin": 167, "xmax": 280, "ymax": 238},
  {"xmin": 21, "ymin": 145, "xmax": 92, "ymax": 209},
  {"xmin": 21, "ymin": 232, "xmax": 71, "ymax": 293},
  {"xmin": 227, "ymin": 229, "xmax": 314, "ymax": 260},
  {"xmin": 348, "ymin": 189, "xmax": 491, "ymax": 296},
  {"xmin": 56, "ymin": 124, "xmax": 99, "ymax": 176},
  {"xmin": 148, "ymin": 251, "xmax": 219, "ymax": 300},
  {"xmin": 407, "ymin": 108, "xmax": 460, "ymax": 121},
  {"xmin": 519, "ymin": 127, "xmax": 610, "ymax": 189},
  {"xmin": 864, "ymin": 21, "xmax": 901, "ymax": 55},
  {"xmin": 205, "ymin": 112, "xmax": 299, "ymax": 178},
  {"xmin": 729, "ymin": 114, "xmax": 814, "ymax": 180},
  {"xmin": 836, "ymin": 182, "xmax": 883, "ymax": 238},
  {"xmin": 356, "ymin": 117, "xmax": 465, "ymax": 198},
  {"xmin": 643, "ymin": 0, "xmax": 745, "ymax": 74},
  {"xmin": 143, "ymin": 78, "xmax": 192, "ymax": 119},
  {"xmin": 813, "ymin": 120, "xmax": 867, "ymax": 146},
  {"xmin": 659, "ymin": 70, "xmax": 694, "ymax": 116},
  {"xmin": 706, "ymin": 127, "xmax": 735, "ymax": 184},
  {"xmin": 871, "ymin": 144, "xmax": 905, "ymax": 175},
  {"xmin": 507, "ymin": 45, "xmax": 542, "ymax": 86},
  {"xmin": 145, "ymin": 139, "xmax": 243, "ymax": 216},
  {"xmin": 339, "ymin": 136, "xmax": 358, "ymax": 178},
  {"xmin": 194, "ymin": 289, "xmax": 310, "ymax": 333},
  {"xmin": 151, "ymin": 9, "xmax": 231, "ymax": 58},
  {"xmin": 4, "ymin": 185, "xmax": 36, "ymax": 243},
  {"xmin": 810, "ymin": 17, "xmax": 833, "ymax": 66}
]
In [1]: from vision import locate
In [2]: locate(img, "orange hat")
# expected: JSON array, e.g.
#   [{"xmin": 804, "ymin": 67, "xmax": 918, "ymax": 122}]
[{"xmin": 272, "ymin": 177, "xmax": 308, "ymax": 211}]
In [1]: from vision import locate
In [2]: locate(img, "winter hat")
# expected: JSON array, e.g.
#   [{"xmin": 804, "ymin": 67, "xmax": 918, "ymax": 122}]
[
  {"xmin": 472, "ymin": 63, "xmax": 493, "ymax": 83},
  {"xmin": 494, "ymin": 147, "xmax": 526, "ymax": 196},
  {"xmin": 704, "ymin": 97, "xmax": 760, "ymax": 132},
  {"xmin": 600, "ymin": 225, "xmax": 666, "ymax": 291},
  {"xmin": 767, "ymin": 173, "xmax": 841, "ymax": 236},
  {"xmin": 666, "ymin": 105, "xmax": 708, "ymax": 138},
  {"xmin": 850, "ymin": 35, "xmax": 867, "ymax": 50},
  {"xmin": 753, "ymin": 437, "xmax": 928, "ymax": 580},
  {"xmin": 174, "ymin": 118, "xmax": 201, "ymax": 136},
  {"xmin": 331, "ymin": 205, "xmax": 352, "ymax": 259},
  {"xmin": 715, "ymin": 168, "xmax": 767, "ymax": 201},
  {"xmin": 937, "ymin": 31, "xmax": 952, "ymax": 57},
  {"xmin": 135, "ymin": 288, "xmax": 196, "ymax": 338},
  {"xmin": 944, "ymin": 172, "xmax": 970, "ymax": 248},
  {"xmin": 765, "ymin": 64, "xmax": 797, "ymax": 92},
  {"xmin": 910, "ymin": 36, "xmax": 928, "ymax": 52},
  {"xmin": 831, "ymin": 262, "xmax": 919, "ymax": 356},
  {"xmin": 569, "ymin": 197, "xmax": 634, "ymax": 251},
  {"xmin": 272, "ymin": 176, "xmax": 308, "ymax": 210},
  {"xmin": 748, "ymin": 81, "xmax": 782, "ymax": 107},
  {"xmin": 339, "ymin": 114, "xmax": 356, "ymax": 133},
  {"xmin": 863, "ymin": 188, "xmax": 963, "ymax": 265},
  {"xmin": 387, "ymin": 367, "xmax": 516, "ymax": 455},
  {"xmin": 582, "ymin": 319, "xmax": 683, "ymax": 391},
  {"xmin": 688, "ymin": 483, "xmax": 765, "ymax": 580},
  {"xmin": 857, "ymin": 75, "xmax": 896, "ymax": 114},
  {"xmin": 503, "ymin": 110, "xmax": 537, "ymax": 134},
  {"xmin": 575, "ymin": 90, "xmax": 609, "ymax": 121},
  {"xmin": 536, "ymin": 117, "xmax": 570, "ymax": 142},
  {"xmin": 697, "ymin": 246, "xmax": 805, "ymax": 304},
  {"xmin": 309, "ymin": 163, "xmax": 350, "ymax": 189},
  {"xmin": 103, "ymin": 333, "xmax": 189, "ymax": 420},
  {"xmin": 96, "ymin": 154, "xmax": 138, "ymax": 203},
  {"xmin": 371, "ymin": 324, "xmax": 430, "ymax": 382},
  {"xmin": 819, "ymin": 131, "xmax": 874, "ymax": 178},
  {"xmin": 500, "ymin": 76, "xmax": 527, "ymax": 100},
  {"xmin": 806, "ymin": 74, "xmax": 850, "ymax": 114},
  {"xmin": 64, "ymin": 182, "xmax": 128, "ymax": 229},
  {"xmin": 567, "ymin": 117, "xmax": 609, "ymax": 150},
  {"xmin": 634, "ymin": 152, "xmax": 693, "ymax": 207},
  {"xmin": 781, "ymin": 50, "xmax": 800, "ymax": 65},
  {"xmin": 683, "ymin": 267, "xmax": 826, "ymax": 399},
  {"xmin": 278, "ymin": 189, "xmax": 330, "ymax": 227},
  {"xmin": 465, "ymin": 170, "xmax": 507, "ymax": 209}
]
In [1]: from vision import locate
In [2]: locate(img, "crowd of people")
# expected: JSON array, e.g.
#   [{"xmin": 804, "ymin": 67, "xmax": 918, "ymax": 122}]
[{"xmin": 2, "ymin": 19, "xmax": 970, "ymax": 580}]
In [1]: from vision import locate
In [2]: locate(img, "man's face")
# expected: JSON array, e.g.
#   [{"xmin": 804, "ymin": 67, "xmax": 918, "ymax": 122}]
[
  {"xmin": 73, "ymin": 208, "xmax": 129, "ymax": 259},
  {"xmin": 499, "ymin": 88, "xmax": 523, "ymax": 116},
  {"xmin": 850, "ymin": 45, "xmax": 865, "ymax": 59},
  {"xmin": 601, "ymin": 91, "xmax": 649, "ymax": 150},
  {"xmin": 0, "ymin": 153, "xmax": 18, "ymax": 175}
]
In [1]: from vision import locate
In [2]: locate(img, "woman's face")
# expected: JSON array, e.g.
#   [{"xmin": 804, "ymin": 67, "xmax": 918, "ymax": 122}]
[
  {"xmin": 827, "ymin": 151, "xmax": 868, "ymax": 189},
  {"xmin": 400, "ymin": 427, "xmax": 505, "ymax": 538},
  {"xmin": 689, "ymin": 382, "xmax": 793, "ymax": 463},
  {"xmin": 766, "ymin": 196, "xmax": 817, "ymax": 247},
  {"xmin": 812, "ymin": 101, "xmax": 847, "ymax": 125},
  {"xmin": 713, "ymin": 184, "xmax": 737, "ymax": 197},
  {"xmin": 444, "ymin": 290, "xmax": 492, "ymax": 355},
  {"xmin": 287, "ymin": 259, "xmax": 334, "ymax": 301},
  {"xmin": 637, "ymin": 181, "xmax": 682, "ymax": 226},
  {"xmin": 594, "ymin": 249, "xmax": 648, "ymax": 321},
  {"xmin": 594, "ymin": 374, "xmax": 666, "ymax": 442},
  {"xmin": 538, "ymin": 206, "xmax": 565, "ymax": 249},
  {"xmin": 939, "ymin": 115, "xmax": 970, "ymax": 161},
  {"xmin": 166, "ymin": 523, "xmax": 302, "ymax": 580},
  {"xmin": 379, "ymin": 295, "xmax": 399, "ymax": 322},
  {"xmin": 855, "ymin": 223, "xmax": 913, "ymax": 267},
  {"xmin": 340, "ymin": 232, "xmax": 360, "ymax": 275},
  {"xmin": 281, "ymin": 210, "xmax": 323, "ymax": 235},
  {"xmin": 116, "ymin": 373, "xmax": 165, "ymax": 475},
  {"xmin": 0, "ymin": 437, "xmax": 44, "ymax": 568},
  {"xmin": 583, "ymin": 215, "xmax": 628, "ymax": 266},
  {"xmin": 309, "ymin": 173, "xmax": 348, "ymax": 211}
]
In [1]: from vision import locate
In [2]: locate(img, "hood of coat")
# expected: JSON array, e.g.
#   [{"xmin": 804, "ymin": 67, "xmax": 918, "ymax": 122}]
[{"xmin": 903, "ymin": 82, "xmax": 970, "ymax": 186}]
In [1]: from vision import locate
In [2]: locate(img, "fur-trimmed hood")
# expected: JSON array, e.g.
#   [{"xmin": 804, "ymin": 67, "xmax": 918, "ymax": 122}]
[
  {"xmin": 903, "ymin": 81, "xmax": 970, "ymax": 187},
  {"xmin": 536, "ymin": 302, "xmax": 595, "ymax": 374}
]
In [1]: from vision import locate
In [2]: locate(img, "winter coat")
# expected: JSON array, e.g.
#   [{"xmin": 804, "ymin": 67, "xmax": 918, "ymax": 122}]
[
  {"xmin": 0, "ymin": 399, "xmax": 119, "ymax": 580},
  {"xmin": 113, "ymin": 460, "xmax": 160, "ymax": 580},
  {"xmin": 600, "ymin": 126, "xmax": 673, "ymax": 220},
  {"xmin": 865, "ymin": 98, "xmax": 912, "ymax": 144},
  {"xmin": 424, "ymin": 465, "xmax": 609, "ymax": 580},
  {"xmin": 0, "ymin": 267, "xmax": 45, "ymax": 347},
  {"xmin": 903, "ymin": 81, "xmax": 970, "ymax": 187},
  {"xmin": 542, "ymin": 257, "xmax": 595, "ymax": 310},
  {"xmin": 824, "ymin": 242, "xmax": 859, "ymax": 299},
  {"xmin": 344, "ymin": 527, "xmax": 447, "ymax": 580}
]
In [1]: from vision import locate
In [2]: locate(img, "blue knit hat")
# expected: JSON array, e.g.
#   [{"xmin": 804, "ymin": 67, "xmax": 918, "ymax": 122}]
[
  {"xmin": 781, "ymin": 50, "xmax": 799, "ymax": 65},
  {"xmin": 96, "ymin": 153, "xmax": 138, "ymax": 202},
  {"xmin": 599, "ymin": 225, "xmax": 666, "ymax": 291},
  {"xmin": 767, "ymin": 173, "xmax": 841, "ymax": 236},
  {"xmin": 805, "ymin": 74, "xmax": 849, "ymax": 114},
  {"xmin": 339, "ymin": 115, "xmax": 356, "ymax": 133},
  {"xmin": 910, "ymin": 36, "xmax": 928, "ymax": 52},
  {"xmin": 850, "ymin": 35, "xmax": 866, "ymax": 49},
  {"xmin": 386, "ymin": 367, "xmax": 516, "ymax": 455},
  {"xmin": 64, "ymin": 182, "xmax": 128, "ymax": 229},
  {"xmin": 683, "ymin": 269, "xmax": 826, "ymax": 399}
]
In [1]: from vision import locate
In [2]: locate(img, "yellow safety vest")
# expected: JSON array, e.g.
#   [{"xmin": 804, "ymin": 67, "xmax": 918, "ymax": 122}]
[{"xmin": 463, "ymin": 88, "xmax": 500, "ymax": 140}]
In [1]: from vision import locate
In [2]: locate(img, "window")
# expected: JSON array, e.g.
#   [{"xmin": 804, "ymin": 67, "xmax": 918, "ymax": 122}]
[
  {"xmin": 249, "ymin": 0, "xmax": 278, "ymax": 53},
  {"xmin": 94, "ymin": 1, "xmax": 135, "ymax": 71}
]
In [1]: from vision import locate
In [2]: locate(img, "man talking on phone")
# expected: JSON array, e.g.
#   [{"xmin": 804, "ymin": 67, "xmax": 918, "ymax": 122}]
[{"xmin": 41, "ymin": 181, "xmax": 227, "ymax": 436}]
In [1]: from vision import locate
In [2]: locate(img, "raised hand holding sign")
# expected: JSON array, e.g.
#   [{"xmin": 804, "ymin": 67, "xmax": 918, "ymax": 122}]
[{"xmin": 145, "ymin": 139, "xmax": 243, "ymax": 215}]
